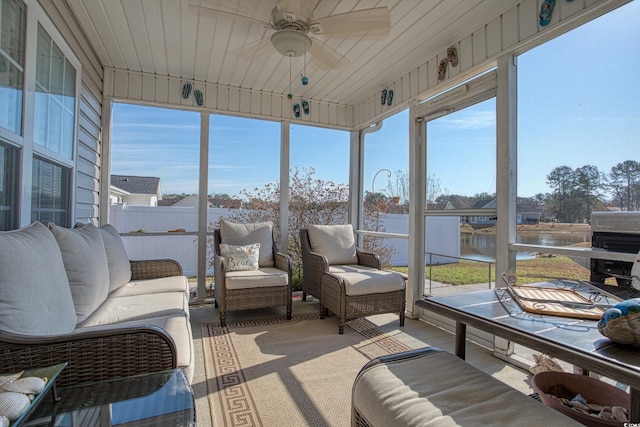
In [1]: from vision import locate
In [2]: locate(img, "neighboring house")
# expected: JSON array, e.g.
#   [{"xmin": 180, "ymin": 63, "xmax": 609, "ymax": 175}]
[
  {"xmin": 209, "ymin": 198, "xmax": 243, "ymax": 209},
  {"xmin": 517, "ymin": 203, "xmax": 544, "ymax": 224},
  {"xmin": 109, "ymin": 186, "xmax": 130, "ymax": 205},
  {"xmin": 432, "ymin": 198, "xmax": 543, "ymax": 226},
  {"xmin": 157, "ymin": 198, "xmax": 179, "ymax": 207},
  {"xmin": 171, "ymin": 195, "xmax": 211, "ymax": 208},
  {"xmin": 110, "ymin": 175, "xmax": 162, "ymax": 206}
]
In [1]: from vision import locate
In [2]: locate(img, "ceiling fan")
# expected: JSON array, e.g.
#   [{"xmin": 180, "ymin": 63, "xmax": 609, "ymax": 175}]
[{"xmin": 188, "ymin": 0, "xmax": 391, "ymax": 70}]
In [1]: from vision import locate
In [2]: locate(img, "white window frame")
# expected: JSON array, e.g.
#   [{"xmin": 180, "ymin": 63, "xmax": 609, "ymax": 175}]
[{"xmin": 16, "ymin": 0, "xmax": 81, "ymax": 226}]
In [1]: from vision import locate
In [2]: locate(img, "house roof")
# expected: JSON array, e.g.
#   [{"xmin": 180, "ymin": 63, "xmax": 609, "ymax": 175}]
[{"xmin": 111, "ymin": 175, "xmax": 161, "ymax": 196}]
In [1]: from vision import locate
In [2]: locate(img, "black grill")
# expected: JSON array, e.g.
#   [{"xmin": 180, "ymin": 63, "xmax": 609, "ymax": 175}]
[
  {"xmin": 588, "ymin": 212, "xmax": 640, "ymax": 298},
  {"xmin": 590, "ymin": 231, "xmax": 640, "ymax": 287}
]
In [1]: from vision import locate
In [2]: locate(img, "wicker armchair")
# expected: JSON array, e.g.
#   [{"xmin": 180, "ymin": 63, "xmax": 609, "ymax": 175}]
[
  {"xmin": 300, "ymin": 225, "xmax": 406, "ymax": 334},
  {"xmin": 214, "ymin": 221, "xmax": 292, "ymax": 327},
  {"xmin": 0, "ymin": 259, "xmax": 181, "ymax": 388}
]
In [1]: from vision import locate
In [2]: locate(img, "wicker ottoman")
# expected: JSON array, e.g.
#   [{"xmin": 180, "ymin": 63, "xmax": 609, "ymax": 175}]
[
  {"xmin": 351, "ymin": 347, "xmax": 581, "ymax": 427},
  {"xmin": 320, "ymin": 268, "xmax": 406, "ymax": 334}
]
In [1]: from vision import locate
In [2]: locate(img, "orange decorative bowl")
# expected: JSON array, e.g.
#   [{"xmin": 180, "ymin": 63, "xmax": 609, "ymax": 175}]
[{"xmin": 532, "ymin": 371, "xmax": 630, "ymax": 426}]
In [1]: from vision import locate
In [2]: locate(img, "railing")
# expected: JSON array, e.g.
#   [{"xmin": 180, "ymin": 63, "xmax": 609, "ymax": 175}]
[
  {"xmin": 355, "ymin": 230, "xmax": 409, "ymax": 240},
  {"xmin": 510, "ymin": 243, "xmax": 637, "ymax": 262},
  {"xmin": 424, "ymin": 252, "xmax": 494, "ymax": 296}
]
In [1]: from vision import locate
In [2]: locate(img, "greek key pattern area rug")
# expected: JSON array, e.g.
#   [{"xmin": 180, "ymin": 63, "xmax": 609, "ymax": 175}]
[{"xmin": 202, "ymin": 314, "xmax": 412, "ymax": 427}]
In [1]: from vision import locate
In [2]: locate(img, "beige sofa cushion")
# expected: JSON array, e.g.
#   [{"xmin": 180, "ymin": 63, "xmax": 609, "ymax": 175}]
[
  {"xmin": 75, "ymin": 313, "xmax": 194, "ymax": 383},
  {"xmin": 109, "ymin": 275, "xmax": 189, "ymax": 298},
  {"xmin": 224, "ymin": 267, "xmax": 289, "ymax": 290},
  {"xmin": 98, "ymin": 224, "xmax": 132, "ymax": 292},
  {"xmin": 220, "ymin": 220, "xmax": 274, "ymax": 267},
  {"xmin": 307, "ymin": 224, "xmax": 358, "ymax": 265},
  {"xmin": 49, "ymin": 223, "xmax": 110, "ymax": 324},
  {"xmin": 0, "ymin": 222, "xmax": 77, "ymax": 335},
  {"xmin": 78, "ymin": 292, "xmax": 189, "ymax": 327}
]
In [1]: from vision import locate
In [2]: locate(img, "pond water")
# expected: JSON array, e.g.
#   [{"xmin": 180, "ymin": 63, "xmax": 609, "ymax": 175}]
[{"xmin": 460, "ymin": 232, "xmax": 591, "ymax": 262}]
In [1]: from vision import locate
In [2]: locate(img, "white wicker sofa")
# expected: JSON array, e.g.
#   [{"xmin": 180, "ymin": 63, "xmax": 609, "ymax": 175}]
[{"xmin": 0, "ymin": 221, "xmax": 194, "ymax": 387}]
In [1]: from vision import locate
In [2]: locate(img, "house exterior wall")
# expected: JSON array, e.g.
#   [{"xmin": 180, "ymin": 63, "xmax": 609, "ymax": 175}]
[
  {"xmin": 122, "ymin": 194, "xmax": 157, "ymax": 207},
  {"xmin": 40, "ymin": 0, "xmax": 104, "ymax": 224}
]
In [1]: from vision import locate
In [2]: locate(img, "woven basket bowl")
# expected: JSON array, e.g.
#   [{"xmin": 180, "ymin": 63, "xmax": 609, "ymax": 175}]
[
  {"xmin": 532, "ymin": 371, "xmax": 630, "ymax": 427},
  {"xmin": 598, "ymin": 306, "xmax": 640, "ymax": 347}
]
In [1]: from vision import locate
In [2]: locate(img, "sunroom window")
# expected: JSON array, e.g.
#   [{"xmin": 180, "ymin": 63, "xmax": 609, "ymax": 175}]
[
  {"xmin": 515, "ymin": 0, "xmax": 640, "ymax": 281},
  {"xmin": 31, "ymin": 155, "xmax": 70, "ymax": 225},
  {"xmin": 34, "ymin": 23, "xmax": 75, "ymax": 159},
  {"xmin": 0, "ymin": 140, "xmax": 18, "ymax": 230},
  {"xmin": 0, "ymin": 0, "xmax": 25, "ymax": 136}
]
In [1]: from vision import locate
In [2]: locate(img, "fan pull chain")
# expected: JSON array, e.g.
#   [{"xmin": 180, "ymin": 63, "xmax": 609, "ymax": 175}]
[
  {"xmin": 287, "ymin": 55, "xmax": 293, "ymax": 100},
  {"xmin": 301, "ymin": 51, "xmax": 309, "ymax": 85}
]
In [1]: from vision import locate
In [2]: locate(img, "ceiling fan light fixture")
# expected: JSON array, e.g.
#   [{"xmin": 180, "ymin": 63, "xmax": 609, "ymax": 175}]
[{"xmin": 271, "ymin": 30, "xmax": 311, "ymax": 57}]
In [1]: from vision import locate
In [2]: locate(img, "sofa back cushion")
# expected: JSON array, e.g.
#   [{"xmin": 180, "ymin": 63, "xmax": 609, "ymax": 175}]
[
  {"xmin": 98, "ymin": 224, "xmax": 132, "ymax": 292},
  {"xmin": 307, "ymin": 224, "xmax": 358, "ymax": 265},
  {"xmin": 0, "ymin": 222, "xmax": 77, "ymax": 335},
  {"xmin": 49, "ymin": 223, "xmax": 110, "ymax": 324},
  {"xmin": 219, "ymin": 220, "xmax": 274, "ymax": 267}
]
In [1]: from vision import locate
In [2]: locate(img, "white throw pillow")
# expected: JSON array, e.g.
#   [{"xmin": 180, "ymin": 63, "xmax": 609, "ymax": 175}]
[
  {"xmin": 307, "ymin": 224, "xmax": 358, "ymax": 265},
  {"xmin": 49, "ymin": 223, "xmax": 110, "ymax": 323},
  {"xmin": 219, "ymin": 220, "xmax": 274, "ymax": 267},
  {"xmin": 0, "ymin": 222, "xmax": 77, "ymax": 335},
  {"xmin": 219, "ymin": 243, "xmax": 261, "ymax": 271}
]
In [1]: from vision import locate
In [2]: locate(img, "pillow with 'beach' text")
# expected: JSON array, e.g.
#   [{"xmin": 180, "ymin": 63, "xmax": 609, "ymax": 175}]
[{"xmin": 220, "ymin": 243, "xmax": 260, "ymax": 271}]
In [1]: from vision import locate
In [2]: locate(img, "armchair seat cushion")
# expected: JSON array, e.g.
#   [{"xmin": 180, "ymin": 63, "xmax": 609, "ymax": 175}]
[
  {"xmin": 327, "ymin": 269, "xmax": 405, "ymax": 296},
  {"xmin": 224, "ymin": 267, "xmax": 289, "ymax": 290}
]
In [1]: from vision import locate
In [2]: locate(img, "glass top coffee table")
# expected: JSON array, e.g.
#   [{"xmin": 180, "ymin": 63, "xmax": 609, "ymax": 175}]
[{"xmin": 23, "ymin": 369, "xmax": 195, "ymax": 427}]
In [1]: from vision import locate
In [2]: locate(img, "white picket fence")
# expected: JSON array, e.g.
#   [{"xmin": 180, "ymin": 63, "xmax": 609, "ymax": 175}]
[{"xmin": 109, "ymin": 204, "xmax": 459, "ymax": 276}]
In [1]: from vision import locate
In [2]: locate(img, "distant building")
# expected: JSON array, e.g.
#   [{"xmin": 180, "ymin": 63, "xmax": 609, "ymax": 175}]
[
  {"xmin": 428, "ymin": 197, "xmax": 543, "ymax": 226},
  {"xmin": 157, "ymin": 198, "xmax": 179, "ymax": 207},
  {"xmin": 110, "ymin": 175, "xmax": 162, "ymax": 206},
  {"xmin": 209, "ymin": 197, "xmax": 243, "ymax": 209},
  {"xmin": 171, "ymin": 195, "xmax": 211, "ymax": 208},
  {"xmin": 517, "ymin": 203, "xmax": 545, "ymax": 224}
]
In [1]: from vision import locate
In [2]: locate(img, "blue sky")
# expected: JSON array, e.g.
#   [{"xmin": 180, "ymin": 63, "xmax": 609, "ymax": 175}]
[{"xmin": 111, "ymin": 1, "xmax": 639, "ymax": 199}]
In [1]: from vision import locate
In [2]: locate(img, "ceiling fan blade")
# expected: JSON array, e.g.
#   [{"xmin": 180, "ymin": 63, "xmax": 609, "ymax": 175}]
[
  {"xmin": 275, "ymin": 0, "xmax": 302, "ymax": 17},
  {"xmin": 228, "ymin": 37, "xmax": 273, "ymax": 60},
  {"xmin": 188, "ymin": 4, "xmax": 272, "ymax": 28},
  {"xmin": 308, "ymin": 42, "xmax": 349, "ymax": 71},
  {"xmin": 310, "ymin": 7, "xmax": 390, "ymax": 37}
]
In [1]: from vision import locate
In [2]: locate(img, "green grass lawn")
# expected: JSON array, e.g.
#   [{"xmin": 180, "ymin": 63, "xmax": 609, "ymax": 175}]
[{"xmin": 392, "ymin": 255, "xmax": 598, "ymax": 286}]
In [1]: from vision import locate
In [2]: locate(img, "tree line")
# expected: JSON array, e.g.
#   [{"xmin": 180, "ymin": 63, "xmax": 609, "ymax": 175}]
[
  {"xmin": 539, "ymin": 160, "xmax": 639, "ymax": 222},
  {"xmin": 168, "ymin": 160, "xmax": 639, "ymax": 226}
]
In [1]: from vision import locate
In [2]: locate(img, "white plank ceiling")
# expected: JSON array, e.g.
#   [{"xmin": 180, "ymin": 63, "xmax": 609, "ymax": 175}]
[{"xmin": 67, "ymin": 0, "xmax": 522, "ymax": 107}]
